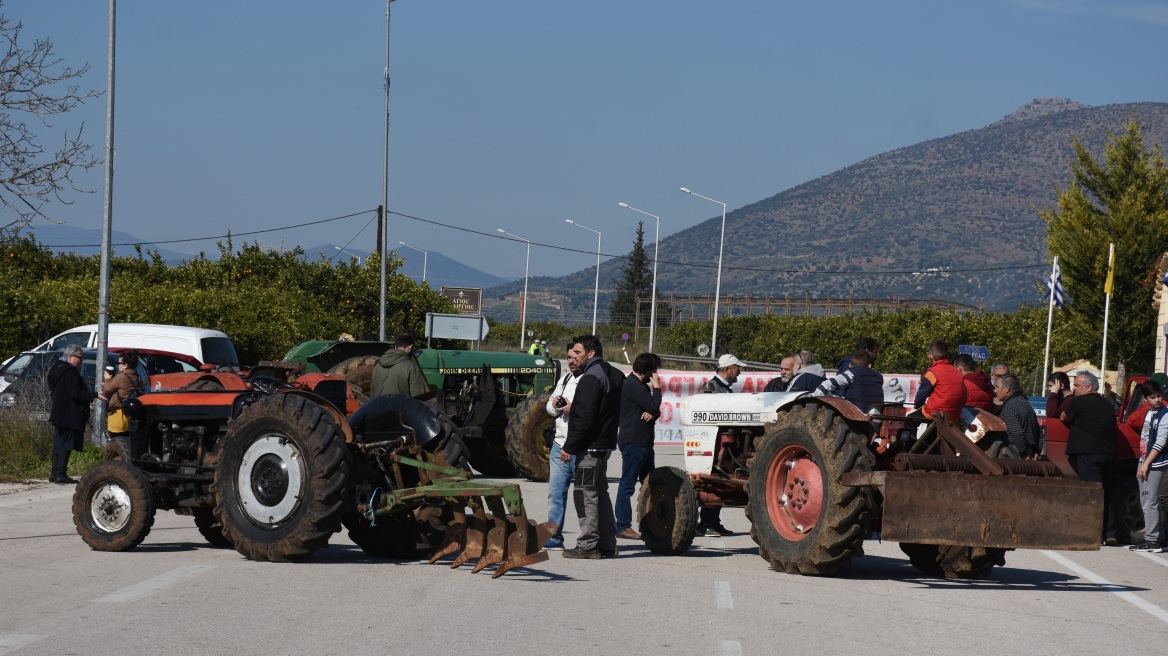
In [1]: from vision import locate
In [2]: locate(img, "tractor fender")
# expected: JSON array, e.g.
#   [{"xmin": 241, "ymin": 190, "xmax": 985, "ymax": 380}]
[
  {"xmin": 280, "ymin": 390, "xmax": 356, "ymax": 444},
  {"xmin": 347, "ymin": 394, "xmax": 444, "ymax": 447}
]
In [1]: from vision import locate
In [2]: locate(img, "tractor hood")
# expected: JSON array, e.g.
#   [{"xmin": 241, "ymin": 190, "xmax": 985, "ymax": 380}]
[{"xmin": 415, "ymin": 349, "xmax": 557, "ymax": 376}]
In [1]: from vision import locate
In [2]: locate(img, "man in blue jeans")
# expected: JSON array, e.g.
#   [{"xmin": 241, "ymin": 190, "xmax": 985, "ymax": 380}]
[
  {"xmin": 615, "ymin": 353, "xmax": 663, "ymax": 539},
  {"xmin": 544, "ymin": 342, "xmax": 583, "ymax": 549}
]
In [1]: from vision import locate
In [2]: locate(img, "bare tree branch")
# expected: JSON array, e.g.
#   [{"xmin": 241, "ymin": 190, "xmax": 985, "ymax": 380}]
[{"xmin": 0, "ymin": 4, "xmax": 101, "ymax": 241}]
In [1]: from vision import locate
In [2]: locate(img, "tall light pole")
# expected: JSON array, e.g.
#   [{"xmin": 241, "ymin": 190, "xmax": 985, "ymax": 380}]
[
  {"xmin": 566, "ymin": 219, "xmax": 601, "ymax": 335},
  {"xmin": 397, "ymin": 241, "xmax": 427, "ymax": 282},
  {"xmin": 379, "ymin": 0, "xmax": 395, "ymax": 341},
  {"xmin": 497, "ymin": 229, "xmax": 531, "ymax": 349},
  {"xmin": 618, "ymin": 202, "xmax": 661, "ymax": 352},
  {"xmin": 680, "ymin": 187, "xmax": 727, "ymax": 357},
  {"xmin": 334, "ymin": 246, "xmax": 363, "ymax": 265}
]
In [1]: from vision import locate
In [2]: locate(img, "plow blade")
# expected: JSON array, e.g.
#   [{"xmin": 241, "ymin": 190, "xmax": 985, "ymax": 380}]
[{"xmin": 879, "ymin": 471, "xmax": 1104, "ymax": 551}]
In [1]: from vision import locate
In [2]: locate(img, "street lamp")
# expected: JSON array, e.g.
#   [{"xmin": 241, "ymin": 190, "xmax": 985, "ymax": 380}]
[
  {"xmin": 565, "ymin": 219, "xmax": 601, "ymax": 335},
  {"xmin": 397, "ymin": 241, "xmax": 428, "ymax": 282},
  {"xmin": 618, "ymin": 202, "xmax": 661, "ymax": 352},
  {"xmin": 334, "ymin": 246, "xmax": 363, "ymax": 265},
  {"xmin": 680, "ymin": 186, "xmax": 727, "ymax": 357},
  {"xmin": 497, "ymin": 228, "xmax": 531, "ymax": 349}
]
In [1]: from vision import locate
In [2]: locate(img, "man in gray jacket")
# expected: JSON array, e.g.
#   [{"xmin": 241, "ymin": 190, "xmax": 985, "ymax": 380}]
[{"xmin": 371, "ymin": 333, "xmax": 429, "ymax": 398}]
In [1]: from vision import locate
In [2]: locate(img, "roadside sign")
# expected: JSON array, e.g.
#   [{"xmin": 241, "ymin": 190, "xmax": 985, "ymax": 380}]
[
  {"xmin": 439, "ymin": 287, "xmax": 482, "ymax": 315},
  {"xmin": 958, "ymin": 344, "xmax": 990, "ymax": 362},
  {"xmin": 425, "ymin": 312, "xmax": 489, "ymax": 341}
]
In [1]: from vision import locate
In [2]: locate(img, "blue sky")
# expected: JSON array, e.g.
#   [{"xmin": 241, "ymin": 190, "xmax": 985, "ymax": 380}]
[{"xmin": 6, "ymin": 0, "xmax": 1168, "ymax": 280}]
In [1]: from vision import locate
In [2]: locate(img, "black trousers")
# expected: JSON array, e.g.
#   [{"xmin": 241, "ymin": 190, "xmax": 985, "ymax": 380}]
[
  {"xmin": 1070, "ymin": 453, "xmax": 1117, "ymax": 539},
  {"xmin": 51, "ymin": 426, "xmax": 83, "ymax": 478}
]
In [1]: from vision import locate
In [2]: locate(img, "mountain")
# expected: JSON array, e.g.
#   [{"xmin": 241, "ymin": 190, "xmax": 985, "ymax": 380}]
[
  {"xmin": 489, "ymin": 99, "xmax": 1168, "ymax": 316},
  {"xmin": 302, "ymin": 244, "xmax": 513, "ymax": 290},
  {"xmin": 24, "ymin": 224, "xmax": 201, "ymax": 263}
]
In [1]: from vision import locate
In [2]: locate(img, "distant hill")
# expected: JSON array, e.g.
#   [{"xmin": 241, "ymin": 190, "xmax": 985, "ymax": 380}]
[
  {"xmin": 17, "ymin": 226, "xmax": 513, "ymax": 291},
  {"xmin": 492, "ymin": 99, "xmax": 1168, "ymax": 316},
  {"xmin": 302, "ymin": 244, "xmax": 513, "ymax": 290}
]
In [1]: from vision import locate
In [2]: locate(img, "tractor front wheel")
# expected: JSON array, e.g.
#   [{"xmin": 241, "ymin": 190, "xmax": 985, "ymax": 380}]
[
  {"xmin": 636, "ymin": 466, "xmax": 697, "ymax": 555},
  {"xmin": 72, "ymin": 460, "xmax": 156, "ymax": 552}
]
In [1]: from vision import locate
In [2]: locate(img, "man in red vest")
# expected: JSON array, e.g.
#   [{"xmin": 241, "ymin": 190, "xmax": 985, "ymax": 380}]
[{"xmin": 911, "ymin": 340, "xmax": 967, "ymax": 428}]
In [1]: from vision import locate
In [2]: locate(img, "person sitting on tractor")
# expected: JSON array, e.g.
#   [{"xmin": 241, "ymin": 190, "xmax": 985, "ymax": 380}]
[
  {"xmin": 954, "ymin": 353, "xmax": 994, "ymax": 412},
  {"xmin": 909, "ymin": 340, "xmax": 967, "ymax": 432},
  {"xmin": 813, "ymin": 349, "xmax": 883, "ymax": 412}
]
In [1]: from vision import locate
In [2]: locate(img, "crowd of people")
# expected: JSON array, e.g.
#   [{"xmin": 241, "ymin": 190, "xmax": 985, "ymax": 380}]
[{"xmin": 539, "ymin": 334, "xmax": 1168, "ymax": 558}]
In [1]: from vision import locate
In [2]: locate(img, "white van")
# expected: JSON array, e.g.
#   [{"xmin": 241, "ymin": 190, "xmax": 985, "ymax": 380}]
[{"xmin": 36, "ymin": 323, "xmax": 240, "ymax": 367}]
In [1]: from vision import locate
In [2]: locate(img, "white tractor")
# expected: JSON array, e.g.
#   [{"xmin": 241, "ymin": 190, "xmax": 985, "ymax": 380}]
[{"xmin": 636, "ymin": 391, "xmax": 1104, "ymax": 578}]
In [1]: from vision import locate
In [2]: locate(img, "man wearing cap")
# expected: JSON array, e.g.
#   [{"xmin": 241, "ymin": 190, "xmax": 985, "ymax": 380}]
[
  {"xmin": 47, "ymin": 344, "xmax": 105, "ymax": 484},
  {"xmin": 695, "ymin": 354, "xmax": 742, "ymax": 536}
]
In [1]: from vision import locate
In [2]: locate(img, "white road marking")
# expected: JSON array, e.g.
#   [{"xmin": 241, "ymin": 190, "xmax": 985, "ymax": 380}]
[
  {"xmin": 1134, "ymin": 551, "xmax": 1168, "ymax": 569},
  {"xmin": 720, "ymin": 640, "xmax": 743, "ymax": 656},
  {"xmin": 0, "ymin": 634, "xmax": 46, "ymax": 652},
  {"xmin": 1042, "ymin": 551, "xmax": 1168, "ymax": 625},
  {"xmin": 94, "ymin": 565, "xmax": 214, "ymax": 603},
  {"xmin": 715, "ymin": 580, "xmax": 734, "ymax": 610}
]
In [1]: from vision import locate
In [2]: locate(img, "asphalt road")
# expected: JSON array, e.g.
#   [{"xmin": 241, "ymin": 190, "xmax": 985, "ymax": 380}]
[{"xmin": 3, "ymin": 447, "xmax": 1167, "ymax": 656}]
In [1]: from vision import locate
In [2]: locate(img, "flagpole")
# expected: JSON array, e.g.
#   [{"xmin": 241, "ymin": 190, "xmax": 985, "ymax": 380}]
[
  {"xmin": 1101, "ymin": 242, "xmax": 1115, "ymax": 385},
  {"xmin": 1041, "ymin": 256, "xmax": 1058, "ymax": 395}
]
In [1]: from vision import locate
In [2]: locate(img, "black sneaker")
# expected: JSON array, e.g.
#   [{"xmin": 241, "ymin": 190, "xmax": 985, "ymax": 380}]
[
  {"xmin": 706, "ymin": 524, "xmax": 734, "ymax": 537},
  {"xmin": 600, "ymin": 547, "xmax": 619, "ymax": 558},
  {"xmin": 1129, "ymin": 541, "xmax": 1164, "ymax": 553},
  {"xmin": 562, "ymin": 547, "xmax": 601, "ymax": 560},
  {"xmin": 1103, "ymin": 536, "xmax": 1119, "ymax": 547}
]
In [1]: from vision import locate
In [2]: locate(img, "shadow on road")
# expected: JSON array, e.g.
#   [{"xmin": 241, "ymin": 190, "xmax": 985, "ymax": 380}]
[{"xmin": 842, "ymin": 554, "xmax": 1149, "ymax": 592}]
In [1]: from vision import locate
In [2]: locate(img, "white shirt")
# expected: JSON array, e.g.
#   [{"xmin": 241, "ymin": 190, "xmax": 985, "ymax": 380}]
[{"xmin": 545, "ymin": 371, "xmax": 581, "ymax": 447}]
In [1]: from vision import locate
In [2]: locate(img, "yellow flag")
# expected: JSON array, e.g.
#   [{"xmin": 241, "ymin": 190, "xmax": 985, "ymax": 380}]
[{"xmin": 1104, "ymin": 246, "xmax": 1115, "ymax": 295}]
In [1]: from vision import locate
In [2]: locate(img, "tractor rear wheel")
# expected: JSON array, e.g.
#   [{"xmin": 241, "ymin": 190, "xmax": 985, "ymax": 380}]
[
  {"xmin": 747, "ymin": 403, "xmax": 874, "ymax": 575},
  {"xmin": 504, "ymin": 392, "xmax": 553, "ymax": 482},
  {"xmin": 328, "ymin": 355, "xmax": 379, "ymax": 396},
  {"xmin": 212, "ymin": 393, "xmax": 352, "ymax": 562},
  {"xmin": 899, "ymin": 431, "xmax": 1015, "ymax": 579},
  {"xmin": 72, "ymin": 460, "xmax": 156, "ymax": 552},
  {"xmin": 637, "ymin": 466, "xmax": 697, "ymax": 555}
]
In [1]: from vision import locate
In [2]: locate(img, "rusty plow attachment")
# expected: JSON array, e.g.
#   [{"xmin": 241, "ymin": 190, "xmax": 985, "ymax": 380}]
[{"xmin": 369, "ymin": 454, "xmax": 554, "ymax": 578}]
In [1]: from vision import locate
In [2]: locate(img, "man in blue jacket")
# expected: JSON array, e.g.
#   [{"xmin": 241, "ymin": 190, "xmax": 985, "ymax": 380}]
[
  {"xmin": 561, "ymin": 335, "xmax": 624, "ymax": 559},
  {"xmin": 615, "ymin": 352, "xmax": 663, "ymax": 540}
]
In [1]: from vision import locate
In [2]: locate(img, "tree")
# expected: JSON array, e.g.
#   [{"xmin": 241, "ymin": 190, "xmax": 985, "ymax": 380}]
[
  {"xmin": 0, "ymin": 5, "xmax": 101, "ymax": 241},
  {"xmin": 609, "ymin": 221, "xmax": 652, "ymax": 325},
  {"xmin": 1041, "ymin": 116, "xmax": 1168, "ymax": 371}
]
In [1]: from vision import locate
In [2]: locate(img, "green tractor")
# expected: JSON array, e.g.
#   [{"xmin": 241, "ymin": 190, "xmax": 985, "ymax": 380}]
[{"xmin": 281, "ymin": 340, "xmax": 560, "ymax": 481}]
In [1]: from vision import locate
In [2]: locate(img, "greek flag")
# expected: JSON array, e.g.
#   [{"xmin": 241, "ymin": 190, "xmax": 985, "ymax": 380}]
[{"xmin": 1046, "ymin": 260, "xmax": 1066, "ymax": 310}]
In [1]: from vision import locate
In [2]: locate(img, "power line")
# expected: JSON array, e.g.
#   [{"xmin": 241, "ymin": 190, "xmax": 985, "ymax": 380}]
[
  {"xmin": 41, "ymin": 209, "xmax": 379, "ymax": 248},
  {"xmin": 388, "ymin": 210, "xmax": 1046, "ymax": 277}
]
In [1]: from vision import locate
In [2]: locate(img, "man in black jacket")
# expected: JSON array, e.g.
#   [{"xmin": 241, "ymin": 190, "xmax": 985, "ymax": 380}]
[
  {"xmin": 615, "ymin": 352, "xmax": 663, "ymax": 539},
  {"xmin": 47, "ymin": 345, "xmax": 104, "ymax": 484},
  {"xmin": 1062, "ymin": 371, "xmax": 1119, "ymax": 545},
  {"xmin": 561, "ymin": 335, "xmax": 623, "ymax": 559}
]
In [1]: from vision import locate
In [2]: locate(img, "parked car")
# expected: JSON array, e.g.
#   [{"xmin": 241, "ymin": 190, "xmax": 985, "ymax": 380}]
[
  {"xmin": 0, "ymin": 348, "xmax": 203, "ymax": 420},
  {"xmin": 34, "ymin": 323, "xmax": 239, "ymax": 368}
]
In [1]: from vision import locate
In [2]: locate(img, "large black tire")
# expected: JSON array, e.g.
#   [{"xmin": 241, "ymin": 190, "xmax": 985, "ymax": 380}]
[
  {"xmin": 504, "ymin": 392, "xmax": 553, "ymax": 482},
  {"xmin": 212, "ymin": 393, "xmax": 352, "ymax": 562},
  {"xmin": 466, "ymin": 438, "xmax": 517, "ymax": 478},
  {"xmin": 1115, "ymin": 474, "xmax": 1143, "ymax": 544},
  {"xmin": 899, "ymin": 431, "xmax": 1015, "ymax": 579},
  {"xmin": 183, "ymin": 378, "xmax": 225, "ymax": 392},
  {"xmin": 637, "ymin": 466, "xmax": 698, "ymax": 555},
  {"xmin": 193, "ymin": 507, "xmax": 232, "ymax": 548},
  {"xmin": 328, "ymin": 355, "xmax": 379, "ymax": 397},
  {"xmin": 343, "ymin": 513, "xmax": 421, "ymax": 559},
  {"xmin": 899, "ymin": 543, "xmax": 1006, "ymax": 579},
  {"xmin": 747, "ymin": 403, "xmax": 875, "ymax": 575},
  {"xmin": 73, "ymin": 460, "xmax": 156, "ymax": 552}
]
